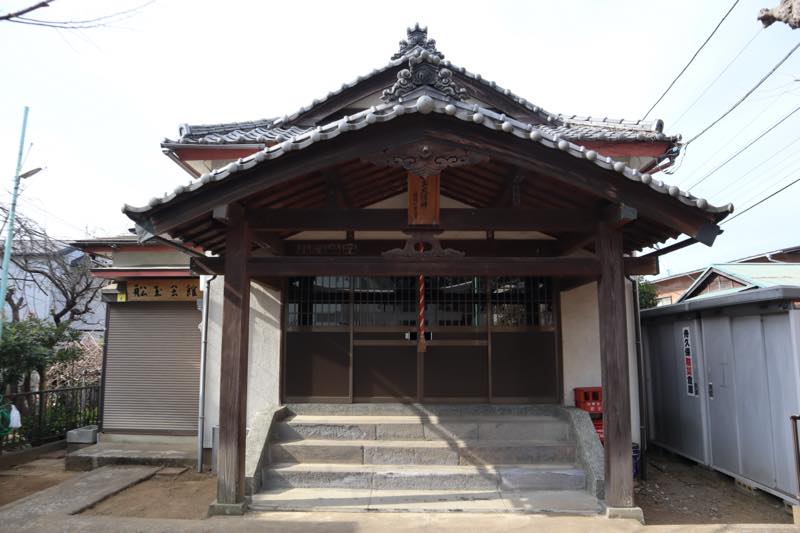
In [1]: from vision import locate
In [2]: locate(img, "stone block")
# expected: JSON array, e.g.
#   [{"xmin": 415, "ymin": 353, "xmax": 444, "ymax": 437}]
[
  {"xmin": 460, "ymin": 443, "xmax": 576, "ymax": 465},
  {"xmin": 498, "ymin": 467, "xmax": 585, "ymax": 491},
  {"xmin": 477, "ymin": 421, "xmax": 568, "ymax": 441},
  {"xmin": 265, "ymin": 468, "xmax": 373, "ymax": 489},
  {"xmin": 280, "ymin": 422, "xmax": 375, "ymax": 441},
  {"xmin": 606, "ymin": 506, "xmax": 645, "ymax": 524},
  {"xmin": 373, "ymin": 469, "xmax": 476, "ymax": 490},
  {"xmin": 208, "ymin": 500, "xmax": 248, "ymax": 516},
  {"xmin": 66, "ymin": 425, "xmax": 98, "ymax": 444},
  {"xmin": 423, "ymin": 422, "xmax": 478, "ymax": 441},
  {"xmin": 376, "ymin": 423, "xmax": 424, "ymax": 440},
  {"xmin": 364, "ymin": 445, "xmax": 416, "ymax": 465},
  {"xmin": 272, "ymin": 443, "xmax": 364, "ymax": 464},
  {"xmin": 64, "ymin": 454, "xmax": 93, "ymax": 471},
  {"xmin": 414, "ymin": 447, "xmax": 459, "ymax": 465}
]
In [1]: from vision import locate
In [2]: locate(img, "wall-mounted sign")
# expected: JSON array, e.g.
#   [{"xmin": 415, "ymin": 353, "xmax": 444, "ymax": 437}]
[
  {"xmin": 124, "ymin": 278, "xmax": 200, "ymax": 302},
  {"xmin": 408, "ymin": 173, "xmax": 440, "ymax": 225},
  {"xmin": 682, "ymin": 327, "xmax": 698, "ymax": 396}
]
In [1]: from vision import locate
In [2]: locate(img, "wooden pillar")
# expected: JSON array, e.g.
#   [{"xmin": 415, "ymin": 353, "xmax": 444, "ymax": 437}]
[
  {"xmin": 216, "ymin": 203, "xmax": 252, "ymax": 509},
  {"xmin": 596, "ymin": 223, "xmax": 633, "ymax": 508}
]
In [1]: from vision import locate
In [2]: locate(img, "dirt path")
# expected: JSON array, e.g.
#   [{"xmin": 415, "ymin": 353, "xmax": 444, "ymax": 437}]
[
  {"xmin": 636, "ymin": 447, "xmax": 792, "ymax": 525},
  {"xmin": 0, "ymin": 452, "xmax": 77, "ymax": 507},
  {"xmin": 82, "ymin": 469, "xmax": 216, "ymax": 520}
]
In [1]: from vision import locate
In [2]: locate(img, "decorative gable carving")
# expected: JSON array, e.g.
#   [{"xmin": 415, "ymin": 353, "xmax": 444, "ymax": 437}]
[
  {"xmin": 363, "ymin": 143, "xmax": 488, "ymax": 177},
  {"xmin": 382, "ymin": 25, "xmax": 467, "ymax": 102},
  {"xmin": 391, "ymin": 23, "xmax": 443, "ymax": 60}
]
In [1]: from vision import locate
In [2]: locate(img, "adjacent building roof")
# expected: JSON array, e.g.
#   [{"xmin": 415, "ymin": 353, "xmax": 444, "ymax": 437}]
[{"xmin": 679, "ymin": 263, "xmax": 800, "ymax": 302}]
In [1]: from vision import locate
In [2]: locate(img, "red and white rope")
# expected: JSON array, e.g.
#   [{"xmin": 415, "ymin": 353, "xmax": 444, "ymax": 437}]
[{"xmin": 418, "ymin": 273, "xmax": 426, "ymax": 351}]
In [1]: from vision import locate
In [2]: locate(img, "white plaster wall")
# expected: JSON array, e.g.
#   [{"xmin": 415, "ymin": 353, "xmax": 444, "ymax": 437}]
[
  {"xmin": 202, "ymin": 277, "xmax": 282, "ymax": 447},
  {"xmin": 112, "ymin": 250, "xmax": 189, "ymax": 267},
  {"xmin": 560, "ymin": 280, "xmax": 641, "ymax": 444},
  {"xmin": 561, "ymin": 282, "xmax": 602, "ymax": 407}
]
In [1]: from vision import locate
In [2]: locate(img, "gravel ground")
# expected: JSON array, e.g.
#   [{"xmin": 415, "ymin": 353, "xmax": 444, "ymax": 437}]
[
  {"xmin": 0, "ymin": 451, "xmax": 77, "ymax": 507},
  {"xmin": 635, "ymin": 447, "xmax": 792, "ymax": 525}
]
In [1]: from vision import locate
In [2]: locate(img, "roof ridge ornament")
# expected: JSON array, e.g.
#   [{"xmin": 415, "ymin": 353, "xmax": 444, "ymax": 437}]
[
  {"xmin": 383, "ymin": 25, "xmax": 466, "ymax": 103},
  {"xmin": 392, "ymin": 23, "xmax": 443, "ymax": 60}
]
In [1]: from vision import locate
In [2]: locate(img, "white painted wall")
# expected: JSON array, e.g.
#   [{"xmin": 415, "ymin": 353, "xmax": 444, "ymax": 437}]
[
  {"xmin": 560, "ymin": 280, "xmax": 641, "ymax": 444},
  {"xmin": 113, "ymin": 249, "xmax": 190, "ymax": 267},
  {"xmin": 202, "ymin": 277, "xmax": 282, "ymax": 447},
  {"xmin": 561, "ymin": 282, "xmax": 602, "ymax": 406}
]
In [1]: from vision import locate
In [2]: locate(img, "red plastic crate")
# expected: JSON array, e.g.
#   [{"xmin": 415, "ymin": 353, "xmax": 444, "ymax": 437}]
[
  {"xmin": 574, "ymin": 387, "xmax": 603, "ymax": 413},
  {"xmin": 593, "ymin": 418, "xmax": 604, "ymax": 444}
]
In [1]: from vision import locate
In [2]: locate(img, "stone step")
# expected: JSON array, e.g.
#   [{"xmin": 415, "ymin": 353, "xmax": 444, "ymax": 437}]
[
  {"xmin": 277, "ymin": 415, "xmax": 570, "ymax": 442},
  {"xmin": 287, "ymin": 403, "xmax": 564, "ymax": 417},
  {"xmin": 264, "ymin": 463, "xmax": 586, "ymax": 491},
  {"xmin": 271, "ymin": 439, "xmax": 576, "ymax": 466},
  {"xmin": 250, "ymin": 487, "xmax": 602, "ymax": 514}
]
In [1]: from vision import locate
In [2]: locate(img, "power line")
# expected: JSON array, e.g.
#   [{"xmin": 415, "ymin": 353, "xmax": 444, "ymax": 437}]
[
  {"xmin": 685, "ymin": 105, "xmax": 800, "ymax": 191},
  {"xmin": 737, "ymin": 166, "xmax": 798, "ymax": 206},
  {"xmin": 672, "ymin": 27, "xmax": 762, "ymax": 129},
  {"xmin": 642, "ymin": 0, "xmax": 740, "ymax": 120},
  {"xmin": 685, "ymin": 40, "xmax": 800, "ymax": 146},
  {"xmin": 713, "ymin": 142, "xmax": 800, "ymax": 199},
  {"xmin": 721, "ymin": 174, "xmax": 800, "ymax": 225},
  {"xmin": 675, "ymin": 92, "xmax": 786, "ymax": 186}
]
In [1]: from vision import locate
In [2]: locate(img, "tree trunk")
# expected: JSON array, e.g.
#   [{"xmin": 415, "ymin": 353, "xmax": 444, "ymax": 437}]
[{"xmin": 37, "ymin": 366, "xmax": 47, "ymax": 391}]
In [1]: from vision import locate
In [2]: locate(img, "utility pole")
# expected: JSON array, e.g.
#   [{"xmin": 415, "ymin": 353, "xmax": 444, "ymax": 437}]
[{"xmin": 0, "ymin": 106, "xmax": 30, "ymax": 340}]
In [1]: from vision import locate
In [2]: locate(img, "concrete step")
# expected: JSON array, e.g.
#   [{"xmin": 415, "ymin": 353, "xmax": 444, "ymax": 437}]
[
  {"xmin": 277, "ymin": 415, "xmax": 570, "ymax": 442},
  {"xmin": 250, "ymin": 487, "xmax": 603, "ymax": 514},
  {"xmin": 271, "ymin": 439, "xmax": 576, "ymax": 466},
  {"xmin": 264, "ymin": 463, "xmax": 586, "ymax": 491},
  {"xmin": 287, "ymin": 403, "xmax": 564, "ymax": 417}
]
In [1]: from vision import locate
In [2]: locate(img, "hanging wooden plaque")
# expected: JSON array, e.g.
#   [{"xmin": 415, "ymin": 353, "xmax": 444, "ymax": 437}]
[{"xmin": 407, "ymin": 172, "xmax": 440, "ymax": 225}]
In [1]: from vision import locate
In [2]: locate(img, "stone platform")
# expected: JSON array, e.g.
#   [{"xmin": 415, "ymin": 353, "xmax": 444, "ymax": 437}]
[
  {"xmin": 253, "ymin": 403, "xmax": 604, "ymax": 515},
  {"xmin": 66, "ymin": 441, "xmax": 195, "ymax": 471}
]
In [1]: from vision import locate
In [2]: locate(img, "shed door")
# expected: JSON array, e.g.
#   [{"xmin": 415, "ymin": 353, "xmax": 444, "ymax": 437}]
[
  {"xmin": 103, "ymin": 302, "xmax": 201, "ymax": 433},
  {"xmin": 702, "ymin": 316, "xmax": 741, "ymax": 475}
]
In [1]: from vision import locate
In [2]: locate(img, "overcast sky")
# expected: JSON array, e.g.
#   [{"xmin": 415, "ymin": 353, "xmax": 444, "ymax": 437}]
[{"xmin": 0, "ymin": 0, "xmax": 798, "ymax": 276}]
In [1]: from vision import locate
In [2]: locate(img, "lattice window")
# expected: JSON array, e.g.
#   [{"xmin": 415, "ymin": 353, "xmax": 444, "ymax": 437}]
[
  {"xmin": 286, "ymin": 276, "xmax": 350, "ymax": 327},
  {"xmin": 491, "ymin": 277, "xmax": 553, "ymax": 327},
  {"xmin": 352, "ymin": 276, "xmax": 416, "ymax": 327},
  {"xmin": 425, "ymin": 276, "xmax": 486, "ymax": 327}
]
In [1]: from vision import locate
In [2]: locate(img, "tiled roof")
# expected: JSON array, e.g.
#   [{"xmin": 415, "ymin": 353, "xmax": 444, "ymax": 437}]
[
  {"xmin": 173, "ymin": 120, "xmax": 674, "ymax": 146},
  {"xmin": 164, "ymin": 25, "xmax": 678, "ymax": 147},
  {"xmin": 126, "ymin": 92, "xmax": 730, "ymax": 218},
  {"xmin": 174, "ymin": 122, "xmax": 309, "ymax": 145}
]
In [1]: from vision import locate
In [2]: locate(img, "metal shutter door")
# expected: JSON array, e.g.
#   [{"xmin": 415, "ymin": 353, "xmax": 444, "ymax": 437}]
[{"xmin": 103, "ymin": 302, "xmax": 201, "ymax": 433}]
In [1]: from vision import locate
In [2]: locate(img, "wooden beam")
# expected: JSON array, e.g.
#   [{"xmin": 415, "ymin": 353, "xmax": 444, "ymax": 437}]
[
  {"xmin": 492, "ymin": 169, "xmax": 525, "ymax": 207},
  {"xmin": 623, "ymin": 255, "xmax": 659, "ymax": 276},
  {"xmin": 596, "ymin": 223, "xmax": 633, "ymax": 508},
  {"xmin": 216, "ymin": 203, "xmax": 252, "ymax": 509},
  {"xmin": 245, "ymin": 256, "xmax": 601, "ymax": 277},
  {"xmin": 558, "ymin": 204, "xmax": 638, "ymax": 256},
  {"xmin": 247, "ymin": 208, "xmax": 596, "ymax": 232},
  {"xmin": 190, "ymin": 254, "xmax": 657, "ymax": 276},
  {"xmin": 280, "ymin": 239, "xmax": 557, "ymax": 257}
]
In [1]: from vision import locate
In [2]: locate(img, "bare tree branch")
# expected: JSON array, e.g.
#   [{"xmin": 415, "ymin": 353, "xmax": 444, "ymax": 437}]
[
  {"xmin": 1, "ymin": 206, "xmax": 105, "ymax": 327},
  {"xmin": 1, "ymin": 0, "xmax": 155, "ymax": 29},
  {"xmin": 0, "ymin": 1, "xmax": 52, "ymax": 22}
]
